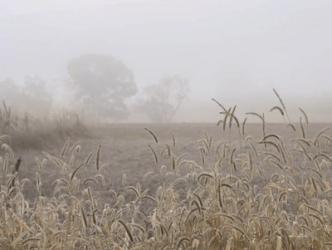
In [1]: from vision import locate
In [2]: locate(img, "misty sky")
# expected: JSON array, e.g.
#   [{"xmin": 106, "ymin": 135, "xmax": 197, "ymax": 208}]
[{"xmin": 1, "ymin": 0, "xmax": 332, "ymax": 121}]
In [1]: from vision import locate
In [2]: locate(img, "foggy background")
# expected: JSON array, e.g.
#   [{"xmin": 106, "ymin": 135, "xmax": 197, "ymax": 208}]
[{"xmin": 1, "ymin": 0, "xmax": 332, "ymax": 122}]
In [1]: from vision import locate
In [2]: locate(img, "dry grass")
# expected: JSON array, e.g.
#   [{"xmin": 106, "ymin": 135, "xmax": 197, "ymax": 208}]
[
  {"xmin": 0, "ymin": 103, "xmax": 89, "ymax": 150},
  {"xmin": 0, "ymin": 95, "xmax": 332, "ymax": 249}
]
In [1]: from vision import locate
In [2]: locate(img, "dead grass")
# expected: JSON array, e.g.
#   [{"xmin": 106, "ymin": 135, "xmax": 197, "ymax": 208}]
[{"xmin": 0, "ymin": 95, "xmax": 332, "ymax": 249}]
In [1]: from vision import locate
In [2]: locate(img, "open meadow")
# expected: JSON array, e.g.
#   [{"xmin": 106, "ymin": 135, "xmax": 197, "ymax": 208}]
[{"xmin": 1, "ymin": 103, "xmax": 332, "ymax": 249}]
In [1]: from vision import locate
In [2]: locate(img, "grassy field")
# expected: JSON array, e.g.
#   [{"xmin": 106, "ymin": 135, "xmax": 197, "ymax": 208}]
[
  {"xmin": 16, "ymin": 123, "xmax": 332, "ymax": 197},
  {"xmin": 1, "ymin": 92, "xmax": 332, "ymax": 250},
  {"xmin": 0, "ymin": 121, "xmax": 331, "ymax": 249}
]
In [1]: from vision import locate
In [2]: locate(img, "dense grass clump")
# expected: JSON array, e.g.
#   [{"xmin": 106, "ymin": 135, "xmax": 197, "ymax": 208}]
[{"xmin": 0, "ymin": 93, "xmax": 331, "ymax": 249}]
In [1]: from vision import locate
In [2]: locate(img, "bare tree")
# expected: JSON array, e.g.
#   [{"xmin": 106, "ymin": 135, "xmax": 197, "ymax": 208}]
[
  {"xmin": 67, "ymin": 54, "xmax": 137, "ymax": 120},
  {"xmin": 137, "ymin": 75, "xmax": 189, "ymax": 122}
]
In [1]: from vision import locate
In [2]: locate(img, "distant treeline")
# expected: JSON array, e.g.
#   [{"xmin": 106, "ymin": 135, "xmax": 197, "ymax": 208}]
[{"xmin": 0, "ymin": 54, "xmax": 190, "ymax": 123}]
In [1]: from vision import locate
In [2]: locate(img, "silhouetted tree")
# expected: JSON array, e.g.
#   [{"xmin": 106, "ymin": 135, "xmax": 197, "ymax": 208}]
[
  {"xmin": 138, "ymin": 75, "xmax": 189, "ymax": 122},
  {"xmin": 67, "ymin": 54, "xmax": 137, "ymax": 120}
]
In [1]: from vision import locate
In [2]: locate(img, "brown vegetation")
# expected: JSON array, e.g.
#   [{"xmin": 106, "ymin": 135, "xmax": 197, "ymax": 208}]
[{"xmin": 0, "ymin": 94, "xmax": 331, "ymax": 249}]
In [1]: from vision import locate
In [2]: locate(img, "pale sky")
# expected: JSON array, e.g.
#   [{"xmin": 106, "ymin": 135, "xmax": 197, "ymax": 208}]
[{"xmin": 1, "ymin": 0, "xmax": 332, "ymax": 121}]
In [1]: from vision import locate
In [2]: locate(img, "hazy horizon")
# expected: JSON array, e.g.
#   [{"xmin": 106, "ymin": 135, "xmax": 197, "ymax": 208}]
[{"xmin": 1, "ymin": 0, "xmax": 332, "ymax": 122}]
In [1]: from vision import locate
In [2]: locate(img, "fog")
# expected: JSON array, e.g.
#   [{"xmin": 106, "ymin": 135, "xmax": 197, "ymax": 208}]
[{"xmin": 1, "ymin": 0, "xmax": 332, "ymax": 122}]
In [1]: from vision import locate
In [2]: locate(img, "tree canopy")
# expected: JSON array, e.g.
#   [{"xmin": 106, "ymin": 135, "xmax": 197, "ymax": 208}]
[
  {"xmin": 138, "ymin": 75, "xmax": 189, "ymax": 122},
  {"xmin": 67, "ymin": 54, "xmax": 137, "ymax": 120}
]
